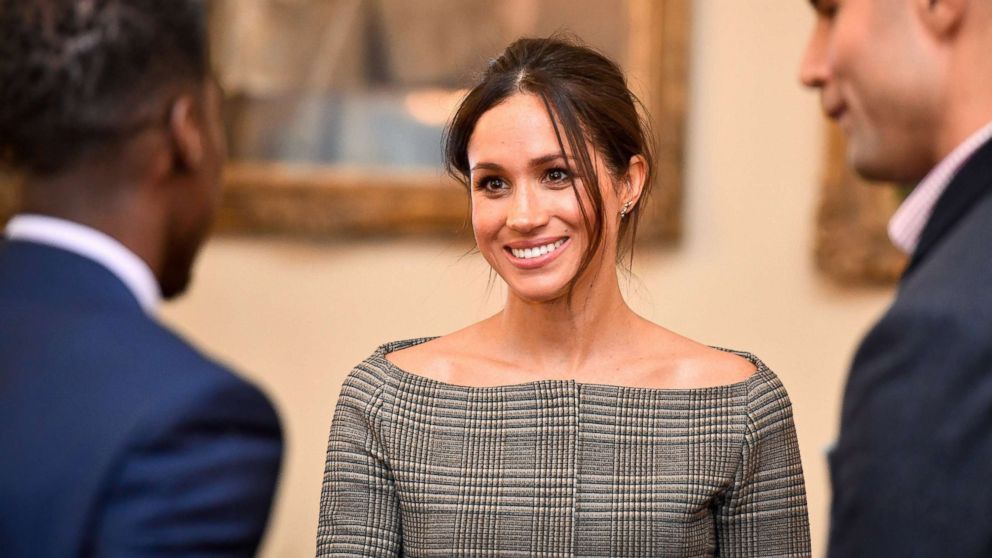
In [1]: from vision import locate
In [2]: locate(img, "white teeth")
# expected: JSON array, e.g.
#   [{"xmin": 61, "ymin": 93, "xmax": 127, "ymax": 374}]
[{"xmin": 511, "ymin": 239, "xmax": 565, "ymax": 260}]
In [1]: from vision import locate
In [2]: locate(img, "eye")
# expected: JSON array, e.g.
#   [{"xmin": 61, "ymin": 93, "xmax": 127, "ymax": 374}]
[
  {"xmin": 474, "ymin": 175, "xmax": 509, "ymax": 194},
  {"xmin": 543, "ymin": 167, "xmax": 571, "ymax": 185},
  {"xmin": 817, "ymin": 0, "xmax": 839, "ymax": 19}
]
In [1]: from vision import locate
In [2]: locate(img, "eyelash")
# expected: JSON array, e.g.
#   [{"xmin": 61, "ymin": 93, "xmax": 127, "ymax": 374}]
[
  {"xmin": 473, "ymin": 167, "xmax": 573, "ymax": 194},
  {"xmin": 819, "ymin": 1, "xmax": 838, "ymax": 18},
  {"xmin": 544, "ymin": 167, "xmax": 571, "ymax": 185},
  {"xmin": 475, "ymin": 176, "xmax": 508, "ymax": 193}
]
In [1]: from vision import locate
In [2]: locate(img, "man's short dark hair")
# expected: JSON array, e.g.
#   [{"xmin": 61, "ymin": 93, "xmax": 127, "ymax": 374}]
[{"xmin": 0, "ymin": 0, "xmax": 210, "ymax": 175}]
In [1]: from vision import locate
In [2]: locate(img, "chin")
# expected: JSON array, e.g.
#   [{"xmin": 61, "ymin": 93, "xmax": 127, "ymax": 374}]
[
  {"xmin": 850, "ymin": 152, "xmax": 925, "ymax": 184},
  {"xmin": 850, "ymin": 161, "xmax": 893, "ymax": 183},
  {"xmin": 848, "ymin": 133, "xmax": 934, "ymax": 184},
  {"xmin": 504, "ymin": 276, "xmax": 573, "ymax": 304},
  {"xmin": 848, "ymin": 140, "xmax": 897, "ymax": 182},
  {"xmin": 158, "ymin": 240, "xmax": 202, "ymax": 300},
  {"xmin": 160, "ymin": 270, "xmax": 193, "ymax": 300}
]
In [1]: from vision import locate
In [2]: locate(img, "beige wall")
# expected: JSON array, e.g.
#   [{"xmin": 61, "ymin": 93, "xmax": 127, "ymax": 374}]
[{"xmin": 162, "ymin": 1, "xmax": 895, "ymax": 556}]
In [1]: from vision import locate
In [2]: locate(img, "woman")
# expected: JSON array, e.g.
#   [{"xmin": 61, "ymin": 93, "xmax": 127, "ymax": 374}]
[{"xmin": 317, "ymin": 37, "xmax": 810, "ymax": 557}]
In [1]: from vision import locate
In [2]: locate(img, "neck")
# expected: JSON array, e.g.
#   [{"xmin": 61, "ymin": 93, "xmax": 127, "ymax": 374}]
[
  {"xmin": 20, "ymin": 173, "xmax": 166, "ymax": 281},
  {"xmin": 934, "ymin": 12, "xmax": 992, "ymax": 159},
  {"xmin": 937, "ymin": 96, "xmax": 992, "ymax": 161},
  {"xmin": 490, "ymin": 264, "xmax": 638, "ymax": 378}
]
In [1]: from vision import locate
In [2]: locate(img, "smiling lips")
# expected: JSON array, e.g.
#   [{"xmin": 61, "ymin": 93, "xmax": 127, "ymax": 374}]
[
  {"xmin": 505, "ymin": 238, "xmax": 569, "ymax": 268},
  {"xmin": 510, "ymin": 239, "xmax": 565, "ymax": 259},
  {"xmin": 823, "ymin": 95, "xmax": 847, "ymax": 121}
]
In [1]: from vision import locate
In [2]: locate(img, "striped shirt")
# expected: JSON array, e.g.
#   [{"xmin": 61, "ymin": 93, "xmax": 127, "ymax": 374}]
[
  {"xmin": 889, "ymin": 121, "xmax": 992, "ymax": 255},
  {"xmin": 317, "ymin": 338, "xmax": 811, "ymax": 557}
]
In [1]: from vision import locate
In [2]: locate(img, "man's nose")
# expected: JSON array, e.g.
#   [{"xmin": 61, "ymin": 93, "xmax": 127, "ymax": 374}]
[{"xmin": 799, "ymin": 25, "xmax": 829, "ymax": 89}]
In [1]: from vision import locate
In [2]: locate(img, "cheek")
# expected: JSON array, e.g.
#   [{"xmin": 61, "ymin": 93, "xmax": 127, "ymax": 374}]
[
  {"xmin": 470, "ymin": 198, "xmax": 502, "ymax": 246},
  {"xmin": 568, "ymin": 188, "xmax": 603, "ymax": 244},
  {"xmin": 835, "ymin": 7, "xmax": 906, "ymax": 83},
  {"xmin": 551, "ymin": 186, "xmax": 587, "ymax": 225},
  {"xmin": 830, "ymin": 7, "xmax": 873, "ymax": 73}
]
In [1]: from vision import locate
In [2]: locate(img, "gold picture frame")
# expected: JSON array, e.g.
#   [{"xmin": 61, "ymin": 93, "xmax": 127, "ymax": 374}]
[
  {"xmin": 1, "ymin": 1, "xmax": 688, "ymax": 241},
  {"xmin": 212, "ymin": 0, "xmax": 689, "ymax": 241}
]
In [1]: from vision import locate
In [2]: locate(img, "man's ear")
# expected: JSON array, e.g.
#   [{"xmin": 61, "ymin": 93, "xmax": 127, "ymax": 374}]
[
  {"xmin": 167, "ymin": 94, "xmax": 203, "ymax": 172},
  {"xmin": 917, "ymin": 0, "xmax": 967, "ymax": 38},
  {"xmin": 622, "ymin": 154, "xmax": 648, "ymax": 208}
]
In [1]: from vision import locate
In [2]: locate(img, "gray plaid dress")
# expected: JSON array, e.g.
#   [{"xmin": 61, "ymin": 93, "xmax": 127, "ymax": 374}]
[{"xmin": 317, "ymin": 338, "xmax": 811, "ymax": 557}]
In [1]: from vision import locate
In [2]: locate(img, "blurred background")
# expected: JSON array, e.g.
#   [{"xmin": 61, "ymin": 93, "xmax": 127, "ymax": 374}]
[{"xmin": 152, "ymin": 0, "xmax": 892, "ymax": 556}]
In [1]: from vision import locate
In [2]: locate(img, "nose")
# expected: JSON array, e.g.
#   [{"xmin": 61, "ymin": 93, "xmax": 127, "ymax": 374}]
[
  {"xmin": 506, "ymin": 184, "xmax": 549, "ymax": 233},
  {"xmin": 799, "ymin": 22, "xmax": 829, "ymax": 89}
]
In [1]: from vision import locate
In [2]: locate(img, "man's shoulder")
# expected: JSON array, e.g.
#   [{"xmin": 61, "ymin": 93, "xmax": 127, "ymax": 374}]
[
  {"xmin": 0, "ymin": 303, "xmax": 280, "ymax": 545},
  {"xmin": 72, "ymin": 307, "xmax": 235, "ymax": 376},
  {"xmin": 0, "ymin": 320, "xmax": 281, "ymax": 558},
  {"xmin": 896, "ymin": 201, "xmax": 992, "ymax": 318},
  {"xmin": 0, "ymin": 301, "xmax": 272, "ymax": 426},
  {"xmin": 101, "ymin": 317, "xmax": 275, "ymax": 422},
  {"xmin": 854, "ymin": 197, "xmax": 992, "ymax": 384}
]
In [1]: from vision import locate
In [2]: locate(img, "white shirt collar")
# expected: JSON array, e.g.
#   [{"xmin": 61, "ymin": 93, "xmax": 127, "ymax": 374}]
[
  {"xmin": 4, "ymin": 214, "xmax": 162, "ymax": 314},
  {"xmin": 888, "ymin": 120, "xmax": 992, "ymax": 255}
]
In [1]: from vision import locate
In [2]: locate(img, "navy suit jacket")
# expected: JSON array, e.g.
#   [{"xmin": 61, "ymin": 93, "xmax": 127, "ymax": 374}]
[
  {"xmin": 827, "ymin": 138, "xmax": 992, "ymax": 556},
  {"xmin": 0, "ymin": 240, "xmax": 283, "ymax": 557}
]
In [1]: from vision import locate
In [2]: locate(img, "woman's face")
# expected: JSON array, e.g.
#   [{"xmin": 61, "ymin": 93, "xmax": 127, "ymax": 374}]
[{"xmin": 466, "ymin": 93, "xmax": 624, "ymax": 303}]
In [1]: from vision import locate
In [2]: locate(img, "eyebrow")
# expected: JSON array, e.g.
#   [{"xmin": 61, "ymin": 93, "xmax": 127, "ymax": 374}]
[{"xmin": 471, "ymin": 153, "xmax": 571, "ymax": 173}]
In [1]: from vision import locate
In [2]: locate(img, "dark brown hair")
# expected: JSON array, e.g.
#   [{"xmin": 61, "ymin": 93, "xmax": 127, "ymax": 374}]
[
  {"xmin": 444, "ymin": 36, "xmax": 655, "ymax": 293},
  {"xmin": 0, "ymin": 0, "xmax": 210, "ymax": 175}
]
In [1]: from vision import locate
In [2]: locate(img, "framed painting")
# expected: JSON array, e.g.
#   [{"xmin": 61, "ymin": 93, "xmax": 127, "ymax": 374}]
[
  {"xmin": 814, "ymin": 124, "xmax": 907, "ymax": 285},
  {"xmin": 209, "ymin": 0, "xmax": 690, "ymax": 241},
  {"xmin": 0, "ymin": 0, "xmax": 688, "ymax": 240}
]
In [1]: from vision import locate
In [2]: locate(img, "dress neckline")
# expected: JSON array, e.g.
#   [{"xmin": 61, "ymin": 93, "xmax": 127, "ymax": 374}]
[{"xmin": 375, "ymin": 337, "xmax": 771, "ymax": 395}]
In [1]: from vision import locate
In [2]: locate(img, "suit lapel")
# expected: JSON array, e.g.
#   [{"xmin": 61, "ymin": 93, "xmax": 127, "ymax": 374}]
[{"xmin": 905, "ymin": 138, "xmax": 992, "ymax": 276}]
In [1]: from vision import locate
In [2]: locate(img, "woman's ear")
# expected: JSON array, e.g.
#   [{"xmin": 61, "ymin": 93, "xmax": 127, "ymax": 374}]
[
  {"xmin": 621, "ymin": 154, "xmax": 648, "ymax": 208},
  {"xmin": 167, "ymin": 94, "xmax": 204, "ymax": 172},
  {"xmin": 916, "ymin": 0, "xmax": 966, "ymax": 39}
]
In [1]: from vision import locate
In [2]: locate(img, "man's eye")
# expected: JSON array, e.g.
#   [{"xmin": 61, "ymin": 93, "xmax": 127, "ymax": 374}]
[{"xmin": 819, "ymin": 1, "xmax": 839, "ymax": 19}]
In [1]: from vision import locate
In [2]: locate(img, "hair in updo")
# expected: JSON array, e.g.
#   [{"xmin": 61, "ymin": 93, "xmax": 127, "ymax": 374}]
[
  {"xmin": 0, "ymin": 0, "xmax": 210, "ymax": 175},
  {"xmin": 444, "ymin": 36, "xmax": 655, "ymax": 291}
]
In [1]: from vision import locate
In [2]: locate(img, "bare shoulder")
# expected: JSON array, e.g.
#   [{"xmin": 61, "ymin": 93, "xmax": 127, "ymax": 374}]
[
  {"xmin": 385, "ymin": 324, "xmax": 494, "ymax": 385},
  {"xmin": 681, "ymin": 343, "xmax": 758, "ymax": 386},
  {"xmin": 633, "ymin": 322, "xmax": 758, "ymax": 389},
  {"xmin": 386, "ymin": 334, "xmax": 458, "ymax": 383}
]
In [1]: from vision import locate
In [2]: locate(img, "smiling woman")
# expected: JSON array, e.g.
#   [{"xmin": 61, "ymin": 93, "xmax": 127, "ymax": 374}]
[
  {"xmin": 316, "ymin": 37, "xmax": 812, "ymax": 557},
  {"xmin": 448, "ymin": 39, "xmax": 654, "ymax": 302},
  {"xmin": 462, "ymin": 92, "xmax": 646, "ymax": 303}
]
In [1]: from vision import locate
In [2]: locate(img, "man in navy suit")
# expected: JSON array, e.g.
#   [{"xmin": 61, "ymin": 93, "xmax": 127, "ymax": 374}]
[
  {"xmin": 800, "ymin": 0, "xmax": 992, "ymax": 555},
  {"xmin": 0, "ymin": 1, "xmax": 283, "ymax": 556}
]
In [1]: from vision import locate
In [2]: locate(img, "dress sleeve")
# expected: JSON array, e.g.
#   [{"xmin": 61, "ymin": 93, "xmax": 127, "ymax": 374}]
[
  {"xmin": 316, "ymin": 369, "xmax": 402, "ymax": 557},
  {"xmin": 715, "ymin": 371, "xmax": 811, "ymax": 557}
]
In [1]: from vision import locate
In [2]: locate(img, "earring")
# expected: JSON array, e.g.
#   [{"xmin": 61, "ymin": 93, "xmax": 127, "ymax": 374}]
[{"xmin": 619, "ymin": 200, "xmax": 633, "ymax": 219}]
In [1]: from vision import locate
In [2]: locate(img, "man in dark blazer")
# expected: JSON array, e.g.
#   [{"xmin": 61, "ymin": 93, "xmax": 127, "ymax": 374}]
[
  {"xmin": 0, "ymin": 1, "xmax": 283, "ymax": 556},
  {"xmin": 800, "ymin": 0, "xmax": 992, "ymax": 555}
]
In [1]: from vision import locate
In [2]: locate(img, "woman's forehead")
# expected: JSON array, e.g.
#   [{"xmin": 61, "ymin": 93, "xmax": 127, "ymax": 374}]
[{"xmin": 467, "ymin": 94, "xmax": 570, "ymax": 165}]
